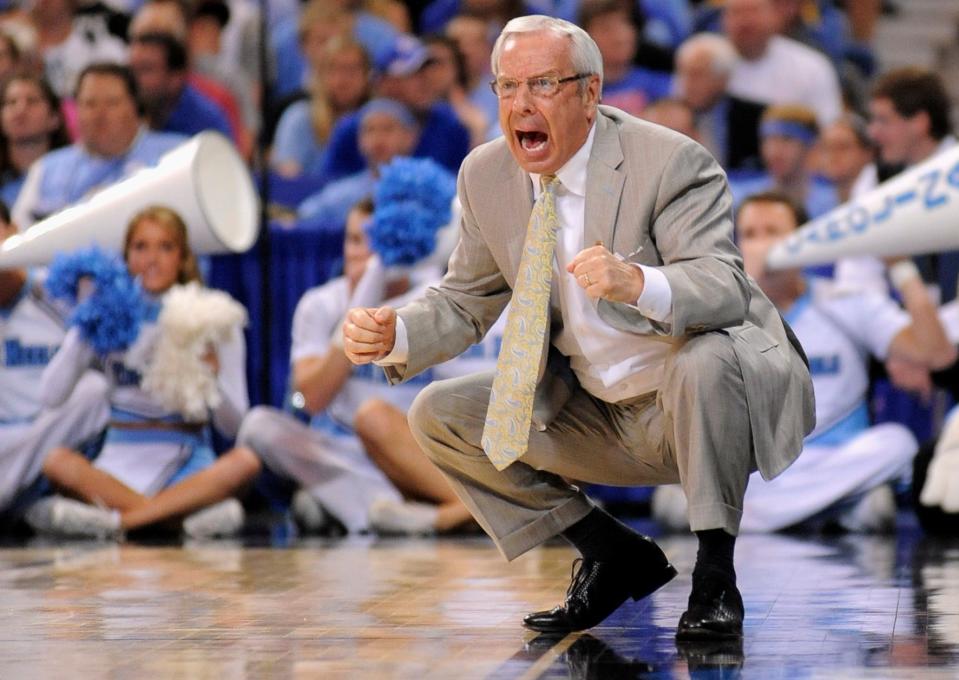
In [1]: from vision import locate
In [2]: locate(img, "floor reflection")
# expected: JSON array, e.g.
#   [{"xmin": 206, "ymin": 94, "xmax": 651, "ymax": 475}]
[{"xmin": 0, "ymin": 525, "xmax": 955, "ymax": 678}]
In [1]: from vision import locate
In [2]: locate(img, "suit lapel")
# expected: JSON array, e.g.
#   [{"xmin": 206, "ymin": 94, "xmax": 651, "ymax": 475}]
[
  {"xmin": 585, "ymin": 113, "xmax": 626, "ymax": 251},
  {"xmin": 501, "ymin": 154, "xmax": 534, "ymax": 284}
]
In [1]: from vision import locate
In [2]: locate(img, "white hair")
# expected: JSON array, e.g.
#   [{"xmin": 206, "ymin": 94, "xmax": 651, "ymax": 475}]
[
  {"xmin": 490, "ymin": 15, "xmax": 604, "ymax": 92},
  {"xmin": 677, "ymin": 32, "xmax": 740, "ymax": 78}
]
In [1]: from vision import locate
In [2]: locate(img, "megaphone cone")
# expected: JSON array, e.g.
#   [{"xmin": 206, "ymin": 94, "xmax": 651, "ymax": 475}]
[
  {"xmin": 0, "ymin": 131, "xmax": 259, "ymax": 269},
  {"xmin": 766, "ymin": 144, "xmax": 959, "ymax": 270}
]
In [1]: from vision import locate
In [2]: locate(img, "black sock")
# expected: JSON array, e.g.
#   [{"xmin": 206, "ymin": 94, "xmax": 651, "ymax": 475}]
[
  {"xmin": 562, "ymin": 507, "xmax": 650, "ymax": 562},
  {"xmin": 693, "ymin": 529, "xmax": 736, "ymax": 586}
]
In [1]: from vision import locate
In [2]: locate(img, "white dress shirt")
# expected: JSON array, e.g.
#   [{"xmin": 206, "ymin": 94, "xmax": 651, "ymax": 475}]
[{"xmin": 382, "ymin": 122, "xmax": 677, "ymax": 402}]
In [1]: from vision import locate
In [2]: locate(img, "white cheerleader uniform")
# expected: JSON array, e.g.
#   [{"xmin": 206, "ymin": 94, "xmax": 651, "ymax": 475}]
[
  {"xmin": 740, "ymin": 277, "xmax": 919, "ymax": 532},
  {"xmin": 41, "ymin": 292, "xmax": 248, "ymax": 497},
  {"xmin": 0, "ymin": 276, "xmax": 109, "ymax": 512}
]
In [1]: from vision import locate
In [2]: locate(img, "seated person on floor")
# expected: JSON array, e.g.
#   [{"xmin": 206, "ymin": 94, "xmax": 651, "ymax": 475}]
[
  {"xmin": 239, "ymin": 165, "xmax": 488, "ymax": 535},
  {"xmin": 653, "ymin": 191, "xmax": 957, "ymax": 533},
  {"xmin": 25, "ymin": 206, "xmax": 260, "ymax": 539},
  {"xmin": 0, "ymin": 203, "xmax": 110, "ymax": 525}
]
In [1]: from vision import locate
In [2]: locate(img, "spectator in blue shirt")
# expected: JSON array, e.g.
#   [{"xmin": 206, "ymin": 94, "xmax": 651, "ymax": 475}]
[
  {"xmin": 12, "ymin": 62, "xmax": 186, "ymax": 229},
  {"xmin": 271, "ymin": 35, "xmax": 372, "ymax": 180},
  {"xmin": 129, "ymin": 32, "xmax": 233, "ymax": 141},
  {"xmin": 272, "ymin": 0, "xmax": 398, "ymax": 101},
  {"xmin": 298, "ymin": 98, "xmax": 418, "ymax": 230},
  {"xmin": 322, "ymin": 34, "xmax": 470, "ymax": 182}
]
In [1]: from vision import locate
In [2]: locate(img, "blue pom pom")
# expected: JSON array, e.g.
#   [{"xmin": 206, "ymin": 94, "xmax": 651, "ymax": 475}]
[
  {"xmin": 45, "ymin": 247, "xmax": 156, "ymax": 355},
  {"xmin": 369, "ymin": 157, "xmax": 455, "ymax": 266}
]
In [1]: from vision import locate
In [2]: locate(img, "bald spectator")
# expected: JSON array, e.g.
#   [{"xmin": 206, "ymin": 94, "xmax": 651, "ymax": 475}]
[
  {"xmin": 322, "ymin": 34, "xmax": 470, "ymax": 182},
  {"xmin": 298, "ymin": 98, "xmax": 418, "ymax": 229},
  {"xmin": 12, "ymin": 63, "xmax": 186, "ymax": 229},
  {"xmin": 674, "ymin": 32, "xmax": 765, "ymax": 171},
  {"xmin": 723, "ymin": 0, "xmax": 842, "ymax": 127}
]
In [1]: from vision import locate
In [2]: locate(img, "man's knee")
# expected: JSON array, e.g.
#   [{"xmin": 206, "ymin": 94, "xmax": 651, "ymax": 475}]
[
  {"xmin": 408, "ymin": 382, "xmax": 447, "ymax": 445},
  {"xmin": 408, "ymin": 378, "xmax": 486, "ymax": 463},
  {"xmin": 665, "ymin": 332, "xmax": 742, "ymax": 397}
]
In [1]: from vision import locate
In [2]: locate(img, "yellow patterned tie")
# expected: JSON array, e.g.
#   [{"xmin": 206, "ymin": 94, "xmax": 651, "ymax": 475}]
[{"xmin": 482, "ymin": 175, "xmax": 560, "ymax": 471}]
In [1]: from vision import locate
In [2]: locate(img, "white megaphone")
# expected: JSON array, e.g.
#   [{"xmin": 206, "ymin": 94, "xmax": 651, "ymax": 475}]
[
  {"xmin": 766, "ymin": 143, "xmax": 959, "ymax": 270},
  {"xmin": 0, "ymin": 131, "xmax": 259, "ymax": 269}
]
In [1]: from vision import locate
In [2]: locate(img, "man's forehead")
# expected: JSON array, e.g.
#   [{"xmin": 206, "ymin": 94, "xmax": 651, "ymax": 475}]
[
  {"xmin": 499, "ymin": 33, "xmax": 572, "ymax": 73},
  {"xmin": 77, "ymin": 78, "xmax": 130, "ymax": 100}
]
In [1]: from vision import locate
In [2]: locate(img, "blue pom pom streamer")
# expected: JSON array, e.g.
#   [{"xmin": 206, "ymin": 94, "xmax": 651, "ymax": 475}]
[
  {"xmin": 45, "ymin": 247, "xmax": 157, "ymax": 355},
  {"xmin": 369, "ymin": 157, "xmax": 455, "ymax": 266}
]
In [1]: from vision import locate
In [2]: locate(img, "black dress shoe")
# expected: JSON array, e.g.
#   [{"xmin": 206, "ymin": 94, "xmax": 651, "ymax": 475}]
[
  {"xmin": 523, "ymin": 555, "xmax": 677, "ymax": 633},
  {"xmin": 675, "ymin": 575, "xmax": 744, "ymax": 641}
]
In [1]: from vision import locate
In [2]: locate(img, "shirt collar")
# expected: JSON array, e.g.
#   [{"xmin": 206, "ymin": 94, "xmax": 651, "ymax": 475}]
[{"xmin": 529, "ymin": 121, "xmax": 596, "ymax": 199}]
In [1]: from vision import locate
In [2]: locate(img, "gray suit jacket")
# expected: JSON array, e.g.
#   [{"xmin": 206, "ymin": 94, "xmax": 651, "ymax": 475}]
[{"xmin": 386, "ymin": 106, "xmax": 815, "ymax": 481}]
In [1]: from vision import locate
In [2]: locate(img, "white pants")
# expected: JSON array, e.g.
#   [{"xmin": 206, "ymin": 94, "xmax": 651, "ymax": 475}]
[
  {"xmin": 0, "ymin": 372, "xmax": 110, "ymax": 511},
  {"xmin": 237, "ymin": 406, "xmax": 401, "ymax": 532},
  {"xmin": 739, "ymin": 423, "xmax": 917, "ymax": 533}
]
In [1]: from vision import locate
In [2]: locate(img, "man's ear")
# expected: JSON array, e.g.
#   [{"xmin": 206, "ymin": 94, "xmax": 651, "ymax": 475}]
[
  {"xmin": 584, "ymin": 74, "xmax": 601, "ymax": 109},
  {"xmin": 910, "ymin": 110, "xmax": 932, "ymax": 139}
]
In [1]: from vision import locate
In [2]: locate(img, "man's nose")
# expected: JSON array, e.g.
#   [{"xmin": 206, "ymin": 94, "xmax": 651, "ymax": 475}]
[{"xmin": 511, "ymin": 86, "xmax": 536, "ymax": 114}]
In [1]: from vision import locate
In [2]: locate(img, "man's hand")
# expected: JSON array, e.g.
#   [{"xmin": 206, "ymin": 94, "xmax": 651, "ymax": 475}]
[
  {"xmin": 567, "ymin": 244, "xmax": 644, "ymax": 303},
  {"xmin": 886, "ymin": 356, "xmax": 934, "ymax": 402},
  {"xmin": 343, "ymin": 306, "xmax": 397, "ymax": 364}
]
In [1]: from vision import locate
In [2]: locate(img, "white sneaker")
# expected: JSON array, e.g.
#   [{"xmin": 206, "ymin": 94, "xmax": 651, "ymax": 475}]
[
  {"xmin": 24, "ymin": 496, "xmax": 121, "ymax": 539},
  {"xmin": 651, "ymin": 485, "xmax": 690, "ymax": 532},
  {"xmin": 291, "ymin": 489, "xmax": 327, "ymax": 533},
  {"xmin": 369, "ymin": 498, "xmax": 438, "ymax": 535},
  {"xmin": 838, "ymin": 485, "xmax": 897, "ymax": 533},
  {"xmin": 182, "ymin": 499, "xmax": 245, "ymax": 539}
]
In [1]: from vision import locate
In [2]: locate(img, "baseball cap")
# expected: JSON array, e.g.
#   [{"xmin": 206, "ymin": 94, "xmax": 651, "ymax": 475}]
[{"xmin": 379, "ymin": 34, "xmax": 433, "ymax": 77}]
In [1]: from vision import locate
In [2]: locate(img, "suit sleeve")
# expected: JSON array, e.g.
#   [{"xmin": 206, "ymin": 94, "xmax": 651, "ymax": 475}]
[
  {"xmin": 385, "ymin": 157, "xmax": 513, "ymax": 384},
  {"xmin": 649, "ymin": 138, "xmax": 751, "ymax": 335}
]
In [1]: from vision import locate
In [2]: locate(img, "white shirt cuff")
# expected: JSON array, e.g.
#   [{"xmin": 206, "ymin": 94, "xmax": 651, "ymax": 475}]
[
  {"xmin": 374, "ymin": 315, "xmax": 409, "ymax": 365},
  {"xmin": 633, "ymin": 264, "xmax": 673, "ymax": 323}
]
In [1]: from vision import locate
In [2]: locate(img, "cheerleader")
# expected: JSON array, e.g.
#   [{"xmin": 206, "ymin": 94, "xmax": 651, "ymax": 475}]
[
  {"xmin": 0, "ymin": 205, "xmax": 109, "ymax": 523},
  {"xmin": 25, "ymin": 206, "xmax": 260, "ymax": 538}
]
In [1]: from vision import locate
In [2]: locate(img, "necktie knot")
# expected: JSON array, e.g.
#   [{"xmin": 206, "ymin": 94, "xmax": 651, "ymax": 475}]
[{"xmin": 540, "ymin": 174, "xmax": 558, "ymax": 192}]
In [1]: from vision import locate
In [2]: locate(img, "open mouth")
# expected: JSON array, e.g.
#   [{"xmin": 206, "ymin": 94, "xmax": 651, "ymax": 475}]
[{"xmin": 517, "ymin": 130, "xmax": 548, "ymax": 152}]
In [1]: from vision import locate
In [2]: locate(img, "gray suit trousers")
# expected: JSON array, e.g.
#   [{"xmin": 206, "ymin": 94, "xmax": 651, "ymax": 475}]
[{"xmin": 408, "ymin": 331, "xmax": 755, "ymax": 561}]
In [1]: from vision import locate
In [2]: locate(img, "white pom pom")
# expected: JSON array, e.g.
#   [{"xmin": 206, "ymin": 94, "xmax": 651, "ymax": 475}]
[{"xmin": 137, "ymin": 283, "xmax": 247, "ymax": 421}]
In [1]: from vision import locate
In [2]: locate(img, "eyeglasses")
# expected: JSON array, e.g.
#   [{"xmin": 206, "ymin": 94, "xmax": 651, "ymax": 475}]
[{"xmin": 490, "ymin": 73, "xmax": 591, "ymax": 99}]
